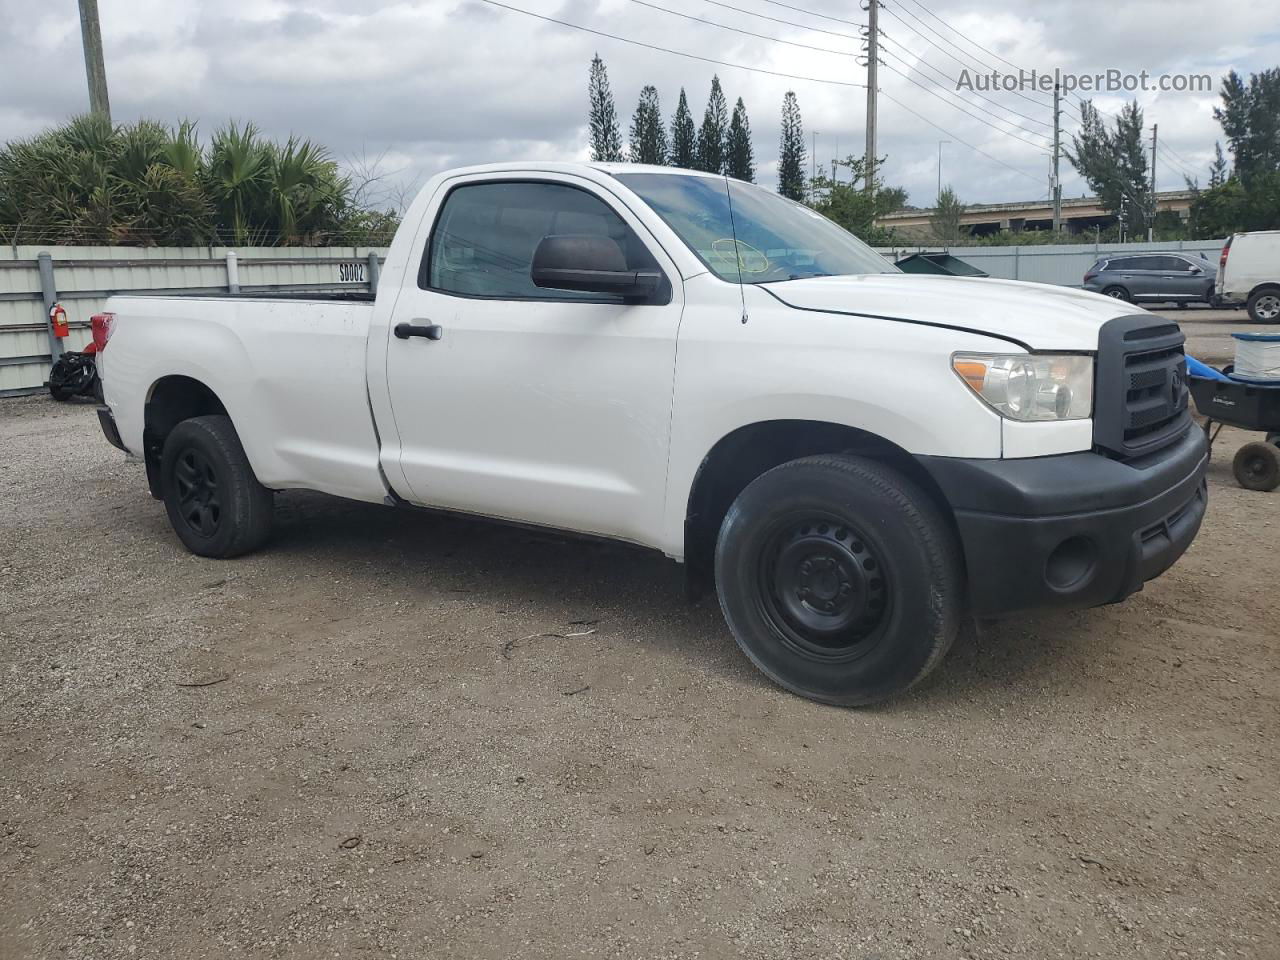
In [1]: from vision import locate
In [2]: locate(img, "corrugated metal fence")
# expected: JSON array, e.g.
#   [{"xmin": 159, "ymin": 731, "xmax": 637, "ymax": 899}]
[
  {"xmin": 875, "ymin": 238, "xmax": 1228, "ymax": 285},
  {"xmin": 0, "ymin": 237, "xmax": 1231, "ymax": 397},
  {"xmin": 0, "ymin": 246, "xmax": 388, "ymax": 396}
]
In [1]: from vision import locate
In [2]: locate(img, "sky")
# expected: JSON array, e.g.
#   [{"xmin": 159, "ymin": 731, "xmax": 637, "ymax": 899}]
[{"xmin": 1, "ymin": 0, "xmax": 1278, "ymax": 211}]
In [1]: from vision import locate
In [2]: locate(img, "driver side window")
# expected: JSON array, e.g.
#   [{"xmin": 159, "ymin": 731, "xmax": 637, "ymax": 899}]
[{"xmin": 420, "ymin": 181, "xmax": 659, "ymax": 300}]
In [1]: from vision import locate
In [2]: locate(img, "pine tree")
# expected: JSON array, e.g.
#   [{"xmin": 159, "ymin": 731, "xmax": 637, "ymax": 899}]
[
  {"xmin": 929, "ymin": 186, "xmax": 968, "ymax": 246},
  {"xmin": 587, "ymin": 54, "xmax": 623, "ymax": 162},
  {"xmin": 726, "ymin": 97, "xmax": 755, "ymax": 182},
  {"xmin": 1067, "ymin": 99, "xmax": 1150, "ymax": 237},
  {"xmin": 1209, "ymin": 141, "xmax": 1229, "ymax": 187},
  {"xmin": 696, "ymin": 76, "xmax": 729, "ymax": 174},
  {"xmin": 777, "ymin": 91, "xmax": 806, "ymax": 201},
  {"xmin": 629, "ymin": 85, "xmax": 668, "ymax": 165},
  {"xmin": 669, "ymin": 88, "xmax": 697, "ymax": 168}
]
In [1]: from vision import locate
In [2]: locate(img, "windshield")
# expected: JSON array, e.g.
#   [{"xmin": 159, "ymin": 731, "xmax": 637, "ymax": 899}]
[{"xmin": 615, "ymin": 172, "xmax": 897, "ymax": 284}]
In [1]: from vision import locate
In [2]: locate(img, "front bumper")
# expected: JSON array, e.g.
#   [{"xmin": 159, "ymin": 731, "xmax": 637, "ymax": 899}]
[{"xmin": 919, "ymin": 425, "xmax": 1208, "ymax": 616}]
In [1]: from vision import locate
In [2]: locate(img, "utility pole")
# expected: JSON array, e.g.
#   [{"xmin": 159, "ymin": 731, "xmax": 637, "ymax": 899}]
[
  {"xmin": 936, "ymin": 140, "xmax": 950, "ymax": 201},
  {"xmin": 864, "ymin": 0, "xmax": 878, "ymax": 196},
  {"xmin": 78, "ymin": 0, "xmax": 111, "ymax": 122},
  {"xmin": 1051, "ymin": 74, "xmax": 1062, "ymax": 234},
  {"xmin": 1148, "ymin": 123, "xmax": 1158, "ymax": 243},
  {"xmin": 812, "ymin": 131, "xmax": 818, "ymax": 184}
]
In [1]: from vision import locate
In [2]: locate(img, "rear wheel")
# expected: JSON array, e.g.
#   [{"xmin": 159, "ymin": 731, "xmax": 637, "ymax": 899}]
[
  {"xmin": 1247, "ymin": 288, "xmax": 1280, "ymax": 323},
  {"xmin": 1232, "ymin": 442, "xmax": 1280, "ymax": 492},
  {"xmin": 714, "ymin": 455, "xmax": 962, "ymax": 706},
  {"xmin": 161, "ymin": 415, "xmax": 273, "ymax": 557},
  {"xmin": 1102, "ymin": 285, "xmax": 1131, "ymax": 302}
]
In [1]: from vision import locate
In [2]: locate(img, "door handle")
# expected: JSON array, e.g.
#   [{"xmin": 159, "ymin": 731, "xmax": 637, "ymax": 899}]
[{"xmin": 394, "ymin": 321, "xmax": 443, "ymax": 341}]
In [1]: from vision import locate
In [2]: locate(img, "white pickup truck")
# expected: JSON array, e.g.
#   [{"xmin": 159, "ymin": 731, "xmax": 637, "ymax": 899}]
[{"xmin": 94, "ymin": 162, "xmax": 1208, "ymax": 705}]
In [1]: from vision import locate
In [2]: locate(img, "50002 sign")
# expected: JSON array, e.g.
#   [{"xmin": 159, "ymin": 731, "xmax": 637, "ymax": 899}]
[{"xmin": 338, "ymin": 262, "xmax": 366, "ymax": 283}]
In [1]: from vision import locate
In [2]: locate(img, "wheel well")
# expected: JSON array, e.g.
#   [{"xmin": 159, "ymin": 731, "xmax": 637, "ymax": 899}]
[
  {"xmin": 683, "ymin": 420, "xmax": 960, "ymax": 597},
  {"xmin": 1249, "ymin": 283, "xmax": 1280, "ymax": 298},
  {"xmin": 142, "ymin": 376, "xmax": 228, "ymax": 498}
]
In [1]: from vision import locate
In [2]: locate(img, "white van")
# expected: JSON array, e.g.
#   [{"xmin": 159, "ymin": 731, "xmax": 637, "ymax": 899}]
[{"xmin": 1217, "ymin": 231, "xmax": 1280, "ymax": 322}]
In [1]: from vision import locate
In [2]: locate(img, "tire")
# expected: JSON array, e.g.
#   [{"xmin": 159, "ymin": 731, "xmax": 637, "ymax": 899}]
[
  {"xmin": 1232, "ymin": 442, "xmax": 1280, "ymax": 492},
  {"xmin": 1102, "ymin": 285, "xmax": 1131, "ymax": 302},
  {"xmin": 160, "ymin": 415, "xmax": 274, "ymax": 557},
  {"xmin": 714, "ymin": 454, "xmax": 963, "ymax": 707},
  {"xmin": 1246, "ymin": 287, "xmax": 1280, "ymax": 323}
]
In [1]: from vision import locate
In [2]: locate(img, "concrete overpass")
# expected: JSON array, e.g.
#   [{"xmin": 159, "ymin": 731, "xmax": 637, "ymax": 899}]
[{"xmin": 877, "ymin": 190, "xmax": 1195, "ymax": 239}]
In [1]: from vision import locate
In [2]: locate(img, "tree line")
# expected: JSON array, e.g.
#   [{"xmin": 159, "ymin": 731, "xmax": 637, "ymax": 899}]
[
  {"xmin": 587, "ymin": 56, "xmax": 907, "ymax": 244},
  {"xmin": 0, "ymin": 115, "xmax": 397, "ymax": 246},
  {"xmin": 1051, "ymin": 66, "xmax": 1279, "ymax": 242},
  {"xmin": 588, "ymin": 55, "xmax": 758, "ymax": 184}
]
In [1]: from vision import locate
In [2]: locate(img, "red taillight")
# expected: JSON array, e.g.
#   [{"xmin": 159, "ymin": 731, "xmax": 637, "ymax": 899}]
[
  {"xmin": 1220, "ymin": 237, "xmax": 1232, "ymax": 271},
  {"xmin": 90, "ymin": 312, "xmax": 115, "ymax": 351},
  {"xmin": 1083, "ymin": 272, "xmax": 1097, "ymax": 283}
]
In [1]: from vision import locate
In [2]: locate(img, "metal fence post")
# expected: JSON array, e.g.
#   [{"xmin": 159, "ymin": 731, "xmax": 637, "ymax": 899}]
[
  {"xmin": 225, "ymin": 251, "xmax": 240, "ymax": 294},
  {"xmin": 1013, "ymin": 245, "xmax": 1020, "ymax": 280},
  {"xmin": 37, "ymin": 252, "xmax": 64, "ymax": 361},
  {"xmin": 366, "ymin": 251, "xmax": 381, "ymax": 295}
]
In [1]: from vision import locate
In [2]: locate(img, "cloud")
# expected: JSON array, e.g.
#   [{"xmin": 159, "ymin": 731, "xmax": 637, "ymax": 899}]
[{"xmin": 2, "ymin": 0, "xmax": 1277, "ymax": 208}]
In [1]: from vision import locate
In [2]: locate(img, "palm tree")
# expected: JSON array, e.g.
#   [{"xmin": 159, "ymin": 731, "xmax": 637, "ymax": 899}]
[{"xmin": 205, "ymin": 122, "xmax": 270, "ymax": 245}]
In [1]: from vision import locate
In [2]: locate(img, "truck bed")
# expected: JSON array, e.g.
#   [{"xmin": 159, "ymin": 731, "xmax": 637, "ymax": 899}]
[{"xmin": 99, "ymin": 294, "xmax": 388, "ymax": 504}]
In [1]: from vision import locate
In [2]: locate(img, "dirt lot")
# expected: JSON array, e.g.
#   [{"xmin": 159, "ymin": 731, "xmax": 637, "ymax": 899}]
[{"xmin": 2, "ymin": 382, "xmax": 1278, "ymax": 959}]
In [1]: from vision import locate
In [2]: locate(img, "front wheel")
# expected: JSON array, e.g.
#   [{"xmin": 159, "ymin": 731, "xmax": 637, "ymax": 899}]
[
  {"xmin": 161, "ymin": 415, "xmax": 274, "ymax": 557},
  {"xmin": 714, "ymin": 455, "xmax": 963, "ymax": 706}
]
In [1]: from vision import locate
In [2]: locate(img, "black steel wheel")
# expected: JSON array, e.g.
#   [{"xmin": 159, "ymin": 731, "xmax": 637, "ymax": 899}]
[
  {"xmin": 715, "ymin": 454, "xmax": 962, "ymax": 706},
  {"xmin": 161, "ymin": 415, "xmax": 274, "ymax": 557},
  {"xmin": 754, "ymin": 514, "xmax": 890, "ymax": 662}
]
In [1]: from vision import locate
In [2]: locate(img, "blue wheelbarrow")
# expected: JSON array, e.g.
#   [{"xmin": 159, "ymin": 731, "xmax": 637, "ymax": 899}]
[{"xmin": 1187, "ymin": 355, "xmax": 1280, "ymax": 491}]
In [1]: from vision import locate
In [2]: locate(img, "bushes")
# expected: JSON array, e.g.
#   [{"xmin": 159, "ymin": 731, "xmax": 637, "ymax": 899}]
[{"xmin": 0, "ymin": 116, "xmax": 399, "ymax": 246}]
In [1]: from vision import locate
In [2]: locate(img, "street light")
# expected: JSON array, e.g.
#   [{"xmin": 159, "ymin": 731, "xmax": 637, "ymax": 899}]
[{"xmin": 937, "ymin": 140, "xmax": 950, "ymax": 201}]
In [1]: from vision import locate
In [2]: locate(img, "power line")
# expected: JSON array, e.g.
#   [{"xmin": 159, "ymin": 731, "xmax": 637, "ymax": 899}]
[
  {"xmin": 879, "ymin": 35, "xmax": 1053, "ymax": 129},
  {"xmin": 700, "ymin": 0, "xmax": 864, "ymax": 42},
  {"xmin": 472, "ymin": 0, "xmax": 866, "ymax": 87},
  {"xmin": 698, "ymin": 0, "xmax": 1057, "ymax": 138},
  {"xmin": 625, "ymin": 0, "xmax": 859, "ymax": 57},
  {"xmin": 625, "ymin": 0, "xmax": 1050, "ymax": 150},
  {"xmin": 878, "ymin": 89, "xmax": 1047, "ymax": 187},
  {"xmin": 896, "ymin": 0, "xmax": 1030, "ymax": 75},
  {"xmin": 753, "ymin": 0, "xmax": 862, "ymax": 27},
  {"xmin": 878, "ymin": 60, "xmax": 1052, "ymax": 152},
  {"xmin": 878, "ymin": 6, "xmax": 1053, "ymax": 109},
  {"xmin": 876, "ymin": 44, "xmax": 1053, "ymax": 140}
]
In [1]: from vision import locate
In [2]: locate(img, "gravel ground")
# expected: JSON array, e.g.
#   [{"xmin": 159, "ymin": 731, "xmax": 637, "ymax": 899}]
[{"xmin": 1, "ymin": 394, "xmax": 1277, "ymax": 960}]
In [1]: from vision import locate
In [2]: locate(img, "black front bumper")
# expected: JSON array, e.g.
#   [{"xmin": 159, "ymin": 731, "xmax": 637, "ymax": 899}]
[{"xmin": 919, "ymin": 425, "xmax": 1208, "ymax": 616}]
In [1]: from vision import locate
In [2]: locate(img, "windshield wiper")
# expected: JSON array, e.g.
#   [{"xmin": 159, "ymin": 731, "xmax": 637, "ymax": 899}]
[{"xmin": 755, "ymin": 272, "xmax": 834, "ymax": 285}]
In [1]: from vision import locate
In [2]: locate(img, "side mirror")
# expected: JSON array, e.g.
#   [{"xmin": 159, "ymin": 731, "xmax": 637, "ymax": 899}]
[
  {"xmin": 1190, "ymin": 265, "xmax": 1203, "ymax": 274},
  {"xmin": 531, "ymin": 234, "xmax": 662, "ymax": 301}
]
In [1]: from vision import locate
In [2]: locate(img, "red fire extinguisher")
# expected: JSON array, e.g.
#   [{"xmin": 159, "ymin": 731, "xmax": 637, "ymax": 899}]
[{"xmin": 50, "ymin": 303, "xmax": 70, "ymax": 339}]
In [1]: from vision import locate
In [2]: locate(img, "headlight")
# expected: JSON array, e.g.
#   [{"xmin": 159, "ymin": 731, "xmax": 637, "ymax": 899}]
[{"xmin": 952, "ymin": 353, "xmax": 1093, "ymax": 421}]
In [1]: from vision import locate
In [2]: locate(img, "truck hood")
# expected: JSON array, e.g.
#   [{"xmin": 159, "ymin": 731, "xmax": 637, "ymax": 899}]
[{"xmin": 764, "ymin": 274, "xmax": 1151, "ymax": 352}]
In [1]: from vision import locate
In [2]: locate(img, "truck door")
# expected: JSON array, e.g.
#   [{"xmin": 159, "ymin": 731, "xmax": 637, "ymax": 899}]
[{"xmin": 382, "ymin": 176, "xmax": 684, "ymax": 546}]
